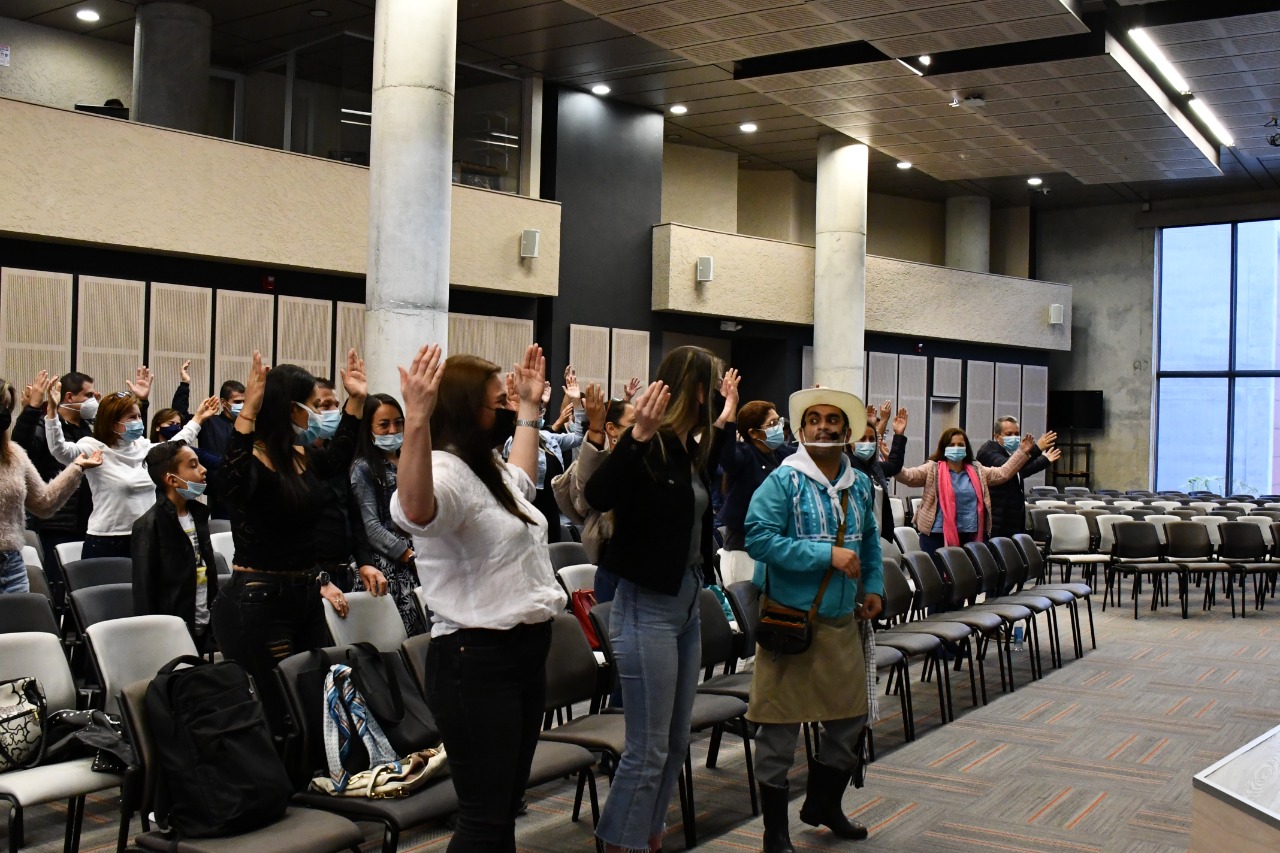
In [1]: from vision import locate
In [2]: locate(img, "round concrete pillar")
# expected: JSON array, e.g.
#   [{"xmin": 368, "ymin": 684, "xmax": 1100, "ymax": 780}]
[
  {"xmin": 813, "ymin": 134, "xmax": 869, "ymax": 395},
  {"xmin": 131, "ymin": 2, "xmax": 212, "ymax": 132}
]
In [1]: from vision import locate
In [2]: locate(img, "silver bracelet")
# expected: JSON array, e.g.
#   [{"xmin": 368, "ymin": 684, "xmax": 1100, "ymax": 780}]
[{"xmin": 515, "ymin": 418, "xmax": 540, "ymax": 429}]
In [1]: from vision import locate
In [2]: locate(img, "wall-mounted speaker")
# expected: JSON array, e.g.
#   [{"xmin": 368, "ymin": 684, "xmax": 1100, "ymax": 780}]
[
  {"xmin": 696, "ymin": 256, "xmax": 713, "ymax": 283},
  {"xmin": 1048, "ymin": 303, "xmax": 1064, "ymax": 325},
  {"xmin": 520, "ymin": 229, "xmax": 540, "ymax": 259}
]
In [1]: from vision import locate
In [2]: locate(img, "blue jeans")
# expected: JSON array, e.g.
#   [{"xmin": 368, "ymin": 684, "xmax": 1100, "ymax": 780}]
[
  {"xmin": 0, "ymin": 551, "xmax": 28, "ymax": 594},
  {"xmin": 596, "ymin": 568, "xmax": 702, "ymax": 849}
]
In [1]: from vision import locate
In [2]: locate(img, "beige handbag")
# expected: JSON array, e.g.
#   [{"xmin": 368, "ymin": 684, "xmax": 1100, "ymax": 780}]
[{"xmin": 310, "ymin": 746, "xmax": 448, "ymax": 799}]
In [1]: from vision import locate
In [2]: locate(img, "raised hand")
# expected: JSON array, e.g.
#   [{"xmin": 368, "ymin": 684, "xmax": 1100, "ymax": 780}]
[
  {"xmin": 513, "ymin": 345, "xmax": 547, "ymax": 409},
  {"xmin": 623, "ymin": 377, "xmax": 642, "ymax": 402},
  {"xmin": 563, "ymin": 365, "xmax": 581, "ymax": 403},
  {"xmin": 1044, "ymin": 446, "xmax": 1062, "ymax": 463},
  {"xmin": 892, "ymin": 407, "xmax": 909, "ymax": 435},
  {"xmin": 1036, "ymin": 430, "xmax": 1058, "ymax": 451},
  {"xmin": 241, "ymin": 351, "xmax": 269, "ymax": 418},
  {"xmin": 179, "ymin": 360, "xmax": 192, "ymax": 384},
  {"xmin": 1020, "ymin": 433, "xmax": 1036, "ymax": 452},
  {"xmin": 193, "ymin": 395, "xmax": 222, "ymax": 424},
  {"xmin": 46, "ymin": 379, "xmax": 62, "ymax": 412},
  {"xmin": 583, "ymin": 382, "xmax": 607, "ymax": 432},
  {"xmin": 879, "ymin": 400, "xmax": 892, "ymax": 427},
  {"xmin": 398, "ymin": 343, "xmax": 446, "ymax": 421},
  {"xmin": 866, "ymin": 404, "xmax": 878, "ymax": 427},
  {"xmin": 26, "ymin": 370, "xmax": 50, "ymax": 408},
  {"xmin": 718, "ymin": 368, "xmax": 740, "ymax": 407},
  {"xmin": 630, "ymin": 381, "xmax": 670, "ymax": 443},
  {"xmin": 339, "ymin": 348, "xmax": 368, "ymax": 406},
  {"xmin": 74, "ymin": 448, "xmax": 104, "ymax": 470},
  {"xmin": 126, "ymin": 366, "xmax": 154, "ymax": 401}
]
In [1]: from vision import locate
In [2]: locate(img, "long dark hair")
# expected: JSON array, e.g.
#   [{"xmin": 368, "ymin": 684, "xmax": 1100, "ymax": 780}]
[
  {"xmin": 355, "ymin": 393, "xmax": 402, "ymax": 488},
  {"xmin": 256, "ymin": 363, "xmax": 318, "ymax": 496},
  {"xmin": 931, "ymin": 427, "xmax": 973, "ymax": 463},
  {"xmin": 431, "ymin": 355, "xmax": 537, "ymax": 526},
  {"xmin": 0, "ymin": 380, "xmax": 13, "ymax": 464},
  {"xmin": 652, "ymin": 345, "xmax": 722, "ymax": 471}
]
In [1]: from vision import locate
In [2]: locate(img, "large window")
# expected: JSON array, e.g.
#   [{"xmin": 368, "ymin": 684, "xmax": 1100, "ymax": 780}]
[{"xmin": 1156, "ymin": 220, "xmax": 1280, "ymax": 495}]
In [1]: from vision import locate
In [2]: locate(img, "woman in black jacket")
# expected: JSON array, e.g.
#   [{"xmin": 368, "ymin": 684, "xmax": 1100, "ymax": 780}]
[
  {"xmin": 585, "ymin": 346, "xmax": 731, "ymax": 853},
  {"xmin": 849, "ymin": 405, "xmax": 909, "ymax": 541},
  {"xmin": 718, "ymin": 398, "xmax": 791, "ymax": 583}
]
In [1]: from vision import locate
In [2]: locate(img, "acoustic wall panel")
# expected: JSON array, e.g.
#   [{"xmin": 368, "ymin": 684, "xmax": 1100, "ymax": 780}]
[
  {"xmin": 215, "ymin": 291, "xmax": 274, "ymax": 395},
  {"xmin": 965, "ymin": 360, "xmax": 995, "ymax": 439},
  {"xmin": 801, "ymin": 346, "xmax": 814, "ymax": 391},
  {"xmin": 277, "ymin": 296, "xmax": 334, "ymax": 381},
  {"xmin": 866, "ymin": 352, "xmax": 898, "ymax": 411},
  {"xmin": 897, "ymin": 354, "xmax": 929, "ymax": 497},
  {"xmin": 610, "ymin": 329, "xmax": 649, "ymax": 399},
  {"xmin": 1021, "ymin": 364, "xmax": 1050, "ymax": 486},
  {"xmin": 0, "ymin": 269, "xmax": 72, "ymax": 400},
  {"xmin": 994, "ymin": 362, "xmax": 1022, "ymax": 426},
  {"xmin": 334, "ymin": 303, "xmax": 364, "ymax": 387},
  {"xmin": 76, "ymin": 277, "xmax": 145, "ymax": 398},
  {"xmin": 448, "ymin": 314, "xmax": 534, "ymax": 379},
  {"xmin": 150, "ymin": 283, "xmax": 212, "ymax": 406},
  {"xmin": 933, "ymin": 357, "xmax": 962, "ymax": 398},
  {"xmin": 569, "ymin": 324, "xmax": 610, "ymax": 393}
]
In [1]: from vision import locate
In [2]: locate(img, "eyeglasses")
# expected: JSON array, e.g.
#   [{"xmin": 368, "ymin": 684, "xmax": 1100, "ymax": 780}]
[{"xmin": 763, "ymin": 416, "xmax": 787, "ymax": 429}]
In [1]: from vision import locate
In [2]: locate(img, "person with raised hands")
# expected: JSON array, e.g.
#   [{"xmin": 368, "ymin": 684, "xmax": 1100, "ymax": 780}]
[
  {"xmin": 392, "ymin": 343, "xmax": 567, "ymax": 853},
  {"xmin": 209, "ymin": 348, "xmax": 367, "ymax": 737},
  {"xmin": 501, "ymin": 363, "xmax": 584, "ymax": 542},
  {"xmin": 849, "ymin": 405, "xmax": 909, "ymax": 542},
  {"xmin": 43, "ymin": 370, "xmax": 220, "ymax": 559},
  {"xmin": 584, "ymin": 345, "xmax": 730, "ymax": 853}
]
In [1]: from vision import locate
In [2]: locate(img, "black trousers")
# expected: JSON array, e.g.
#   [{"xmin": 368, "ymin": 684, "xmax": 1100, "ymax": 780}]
[
  {"xmin": 210, "ymin": 571, "xmax": 328, "ymax": 737},
  {"xmin": 425, "ymin": 620, "xmax": 552, "ymax": 853}
]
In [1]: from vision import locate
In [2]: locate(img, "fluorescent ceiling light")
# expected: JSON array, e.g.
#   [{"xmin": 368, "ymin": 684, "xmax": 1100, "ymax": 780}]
[
  {"xmin": 1027, "ymin": 176, "xmax": 1043, "ymax": 186},
  {"xmin": 1129, "ymin": 28, "xmax": 1190, "ymax": 95},
  {"xmin": 591, "ymin": 84, "xmax": 611, "ymax": 95},
  {"xmin": 1189, "ymin": 98, "xmax": 1234, "ymax": 146},
  {"xmin": 740, "ymin": 122, "xmax": 757, "ymax": 133},
  {"xmin": 669, "ymin": 104, "xmax": 688, "ymax": 115},
  {"xmin": 919, "ymin": 55, "xmax": 931, "ymax": 66},
  {"xmin": 76, "ymin": 9, "xmax": 100, "ymax": 21},
  {"xmin": 340, "ymin": 119, "xmax": 370, "ymax": 127},
  {"xmin": 896, "ymin": 161, "xmax": 912, "ymax": 170},
  {"xmin": 896, "ymin": 58, "xmax": 923, "ymax": 76},
  {"xmin": 341, "ymin": 108, "xmax": 371, "ymax": 117}
]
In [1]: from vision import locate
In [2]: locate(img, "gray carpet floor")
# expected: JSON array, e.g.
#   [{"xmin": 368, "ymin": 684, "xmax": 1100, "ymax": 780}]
[{"xmin": 17, "ymin": 588, "xmax": 1280, "ymax": 852}]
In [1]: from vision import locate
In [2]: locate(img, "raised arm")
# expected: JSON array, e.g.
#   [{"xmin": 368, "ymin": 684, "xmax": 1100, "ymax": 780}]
[
  {"xmin": 986, "ymin": 434, "xmax": 1034, "ymax": 486},
  {"xmin": 584, "ymin": 380, "xmax": 668, "ymax": 513},
  {"xmin": 22, "ymin": 447, "xmax": 97, "ymax": 517},
  {"xmin": 42, "ymin": 381, "xmax": 86, "ymax": 466},
  {"xmin": 506, "ymin": 345, "xmax": 547, "ymax": 484},
  {"xmin": 393, "ymin": 344, "xmax": 445, "ymax": 526}
]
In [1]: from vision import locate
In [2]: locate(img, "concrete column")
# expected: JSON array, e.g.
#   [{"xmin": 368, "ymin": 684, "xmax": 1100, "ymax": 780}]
[
  {"xmin": 813, "ymin": 134, "xmax": 869, "ymax": 395},
  {"xmin": 131, "ymin": 3, "xmax": 211, "ymax": 132},
  {"xmin": 945, "ymin": 195, "xmax": 991, "ymax": 273},
  {"xmin": 364, "ymin": 0, "xmax": 456, "ymax": 395}
]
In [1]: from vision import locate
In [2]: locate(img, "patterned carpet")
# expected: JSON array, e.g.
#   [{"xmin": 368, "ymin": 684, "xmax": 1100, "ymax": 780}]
[{"xmin": 17, "ymin": 594, "xmax": 1280, "ymax": 852}]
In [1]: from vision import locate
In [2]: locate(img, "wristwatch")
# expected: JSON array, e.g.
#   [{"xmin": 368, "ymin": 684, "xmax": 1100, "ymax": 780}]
[
  {"xmin": 515, "ymin": 418, "xmax": 541, "ymax": 429},
  {"xmin": 315, "ymin": 570, "xmax": 331, "ymax": 587}
]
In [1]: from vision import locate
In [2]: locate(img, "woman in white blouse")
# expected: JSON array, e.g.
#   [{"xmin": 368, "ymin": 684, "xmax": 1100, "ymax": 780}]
[
  {"xmin": 46, "ymin": 377, "xmax": 220, "ymax": 559},
  {"xmin": 391, "ymin": 342, "xmax": 565, "ymax": 853}
]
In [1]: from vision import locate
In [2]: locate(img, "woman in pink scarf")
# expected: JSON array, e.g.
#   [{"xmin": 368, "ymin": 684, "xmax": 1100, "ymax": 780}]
[{"xmin": 895, "ymin": 426, "xmax": 1035, "ymax": 556}]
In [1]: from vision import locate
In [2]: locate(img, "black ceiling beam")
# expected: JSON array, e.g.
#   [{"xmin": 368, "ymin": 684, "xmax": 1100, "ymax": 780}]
[
  {"xmin": 733, "ymin": 41, "xmax": 889, "ymax": 81},
  {"xmin": 922, "ymin": 17, "xmax": 1106, "ymax": 78}
]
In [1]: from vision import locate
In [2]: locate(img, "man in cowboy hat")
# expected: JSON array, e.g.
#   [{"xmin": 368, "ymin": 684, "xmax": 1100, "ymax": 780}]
[{"xmin": 744, "ymin": 386, "xmax": 884, "ymax": 852}]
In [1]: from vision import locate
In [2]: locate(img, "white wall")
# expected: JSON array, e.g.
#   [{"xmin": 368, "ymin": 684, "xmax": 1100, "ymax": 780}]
[
  {"xmin": 661, "ymin": 143, "xmax": 738, "ymax": 232},
  {"xmin": 0, "ymin": 16, "xmax": 132, "ymax": 110}
]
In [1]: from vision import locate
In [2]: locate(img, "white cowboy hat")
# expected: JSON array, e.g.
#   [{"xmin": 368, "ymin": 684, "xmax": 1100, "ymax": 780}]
[{"xmin": 788, "ymin": 387, "xmax": 865, "ymax": 435}]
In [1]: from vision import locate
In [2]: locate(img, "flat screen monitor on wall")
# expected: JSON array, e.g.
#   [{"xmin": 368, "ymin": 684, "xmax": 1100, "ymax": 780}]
[{"xmin": 1048, "ymin": 390, "xmax": 1104, "ymax": 430}]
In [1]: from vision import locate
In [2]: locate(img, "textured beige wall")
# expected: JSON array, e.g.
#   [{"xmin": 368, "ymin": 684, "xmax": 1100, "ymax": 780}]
[
  {"xmin": 653, "ymin": 223, "xmax": 1071, "ymax": 351},
  {"xmin": 661, "ymin": 143, "xmax": 738, "ymax": 232},
  {"xmin": 0, "ymin": 16, "xmax": 133, "ymax": 110},
  {"xmin": 738, "ymin": 169, "xmax": 817, "ymax": 244},
  {"xmin": 0, "ymin": 97, "xmax": 559, "ymax": 295},
  {"xmin": 992, "ymin": 205, "xmax": 1031, "ymax": 278},
  {"xmin": 867, "ymin": 193, "xmax": 946, "ymax": 265}
]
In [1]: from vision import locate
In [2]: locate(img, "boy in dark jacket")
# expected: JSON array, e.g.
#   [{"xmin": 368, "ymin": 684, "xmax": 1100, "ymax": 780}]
[{"xmin": 132, "ymin": 441, "xmax": 219, "ymax": 645}]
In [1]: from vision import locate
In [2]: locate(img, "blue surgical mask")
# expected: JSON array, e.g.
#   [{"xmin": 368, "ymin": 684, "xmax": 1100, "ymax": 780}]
[
  {"xmin": 121, "ymin": 419, "xmax": 145, "ymax": 442},
  {"xmin": 944, "ymin": 446, "xmax": 967, "ymax": 463},
  {"xmin": 1001, "ymin": 436, "xmax": 1020, "ymax": 452},
  {"xmin": 762, "ymin": 424, "xmax": 786, "ymax": 449},
  {"xmin": 853, "ymin": 441, "xmax": 876, "ymax": 460},
  {"xmin": 373, "ymin": 433, "xmax": 403, "ymax": 452},
  {"xmin": 229, "ymin": 403, "xmax": 244, "ymax": 417},
  {"xmin": 174, "ymin": 477, "xmax": 206, "ymax": 500},
  {"xmin": 294, "ymin": 404, "xmax": 342, "ymax": 444}
]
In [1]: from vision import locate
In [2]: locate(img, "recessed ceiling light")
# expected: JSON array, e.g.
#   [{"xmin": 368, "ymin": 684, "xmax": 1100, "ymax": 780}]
[
  {"xmin": 919, "ymin": 55, "xmax": 931, "ymax": 66},
  {"xmin": 669, "ymin": 104, "xmax": 688, "ymax": 115},
  {"xmin": 309, "ymin": 8, "xmax": 331, "ymax": 17},
  {"xmin": 591, "ymin": 84, "xmax": 611, "ymax": 95},
  {"xmin": 740, "ymin": 122, "xmax": 757, "ymax": 133},
  {"xmin": 666, "ymin": 133, "xmax": 682, "ymax": 141},
  {"xmin": 76, "ymin": 9, "xmax": 100, "ymax": 21},
  {"xmin": 1027, "ymin": 177, "xmax": 1043, "ymax": 186},
  {"xmin": 501, "ymin": 63, "xmax": 519, "ymax": 70},
  {"xmin": 897, "ymin": 161, "xmax": 912, "ymax": 170}
]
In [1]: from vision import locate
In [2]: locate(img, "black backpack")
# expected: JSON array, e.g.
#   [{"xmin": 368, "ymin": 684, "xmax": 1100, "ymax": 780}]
[
  {"xmin": 145, "ymin": 656, "xmax": 293, "ymax": 838},
  {"xmin": 346, "ymin": 642, "xmax": 439, "ymax": 756}
]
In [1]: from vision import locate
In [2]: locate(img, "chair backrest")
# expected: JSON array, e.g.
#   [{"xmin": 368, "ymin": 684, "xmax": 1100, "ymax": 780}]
[
  {"xmin": 0, "ymin": 632, "xmax": 78, "ymax": 711},
  {"xmin": 70, "ymin": 582, "xmax": 134, "ymax": 629},
  {"xmin": 889, "ymin": 497, "xmax": 906, "ymax": 528},
  {"xmin": 414, "ymin": 586, "xmax": 431, "ymax": 624},
  {"xmin": 400, "ymin": 634, "xmax": 431, "ymax": 697},
  {"xmin": 1165, "ymin": 521, "xmax": 1215, "ymax": 560},
  {"xmin": 901, "ymin": 552, "xmax": 946, "ymax": 612},
  {"xmin": 1077, "ymin": 508, "xmax": 1105, "ymax": 538},
  {"xmin": 1235, "ymin": 514, "xmax": 1275, "ymax": 547},
  {"xmin": 1095, "ymin": 489, "xmax": 1121, "ymax": 497},
  {"xmin": 963, "ymin": 541, "xmax": 1004, "ymax": 598},
  {"xmin": 1112, "ymin": 521, "xmax": 1163, "ymax": 560},
  {"xmin": 275, "ymin": 645, "xmax": 355, "ymax": 788},
  {"xmin": 63, "ymin": 557, "xmax": 133, "ymax": 592},
  {"xmin": 894, "ymin": 526, "xmax": 921, "ymax": 554},
  {"xmin": 1189, "ymin": 502, "xmax": 1219, "ymax": 513},
  {"xmin": 25, "ymin": 564, "xmax": 52, "ymax": 602},
  {"xmin": 1190, "ymin": 514, "xmax": 1227, "ymax": 546},
  {"xmin": 20, "ymin": 544, "xmax": 41, "ymax": 568},
  {"xmin": 1272, "ymin": 523, "xmax": 1280, "ymax": 559},
  {"xmin": 545, "ymin": 612, "xmax": 599, "ymax": 711},
  {"xmin": 549, "ymin": 541, "xmax": 590, "ymax": 572},
  {"xmin": 990, "ymin": 537, "xmax": 1030, "ymax": 591},
  {"xmin": 1169, "ymin": 508, "xmax": 1200, "ymax": 520},
  {"xmin": 877, "ymin": 553, "xmax": 915, "ymax": 622},
  {"xmin": 86, "ymin": 614, "xmax": 198, "ymax": 714},
  {"xmin": 210, "ymin": 531, "xmax": 234, "ymax": 570},
  {"xmin": 324, "ymin": 591, "xmax": 409, "ymax": 653},
  {"xmin": 207, "ymin": 518, "xmax": 232, "ymax": 535},
  {"xmin": 724, "ymin": 581, "xmax": 759, "ymax": 653},
  {"xmin": 1144, "ymin": 515, "xmax": 1181, "ymax": 544},
  {"xmin": 934, "ymin": 547, "xmax": 980, "ymax": 605},
  {"xmin": 1126, "ymin": 490, "xmax": 1154, "ymax": 497},
  {"xmin": 1122, "ymin": 508, "xmax": 1155, "ymax": 520},
  {"xmin": 1095, "ymin": 514, "xmax": 1128, "ymax": 553},
  {"xmin": 54, "ymin": 540, "xmax": 83, "ymax": 568},
  {"xmin": 1075, "ymin": 500, "xmax": 1107, "ymax": 510},
  {"xmin": 0, "ymin": 593, "xmax": 59, "ymax": 635},
  {"xmin": 880, "ymin": 539, "xmax": 904, "ymax": 566},
  {"xmin": 1219, "ymin": 521, "xmax": 1269, "ymax": 560},
  {"xmin": 1046, "ymin": 514, "xmax": 1091, "ymax": 554},
  {"xmin": 910, "ymin": 497, "xmax": 923, "ymax": 515},
  {"xmin": 1028, "ymin": 509, "xmax": 1054, "ymax": 542},
  {"xmin": 1011, "ymin": 533, "xmax": 1050, "ymax": 584},
  {"xmin": 1030, "ymin": 486, "xmax": 1059, "ymax": 497},
  {"xmin": 1112, "ymin": 500, "xmax": 1142, "ymax": 511},
  {"xmin": 698, "ymin": 589, "xmax": 736, "ymax": 670},
  {"xmin": 1249, "ymin": 510, "xmax": 1280, "ymax": 522},
  {"xmin": 1225, "ymin": 502, "xmax": 1255, "ymax": 514},
  {"xmin": 1150, "ymin": 501, "xmax": 1181, "ymax": 512},
  {"xmin": 1211, "ymin": 509, "xmax": 1242, "ymax": 520},
  {"xmin": 1062, "ymin": 486, "xmax": 1090, "ymax": 496},
  {"xmin": 119, "ymin": 679, "xmax": 160, "ymax": 814},
  {"xmin": 557, "ymin": 563, "xmax": 597, "ymax": 595}
]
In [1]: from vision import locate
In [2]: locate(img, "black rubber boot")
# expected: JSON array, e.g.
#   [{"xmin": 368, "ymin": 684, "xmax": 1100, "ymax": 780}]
[
  {"xmin": 758, "ymin": 782, "xmax": 796, "ymax": 853},
  {"xmin": 799, "ymin": 759, "xmax": 868, "ymax": 840}
]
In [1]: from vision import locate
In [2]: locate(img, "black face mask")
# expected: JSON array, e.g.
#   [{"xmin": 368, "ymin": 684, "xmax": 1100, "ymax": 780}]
[
  {"xmin": 158, "ymin": 422, "xmax": 183, "ymax": 441},
  {"xmin": 487, "ymin": 407, "xmax": 518, "ymax": 447}
]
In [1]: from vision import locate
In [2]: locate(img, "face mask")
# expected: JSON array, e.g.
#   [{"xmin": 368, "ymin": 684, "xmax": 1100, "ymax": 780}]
[
  {"xmin": 120, "ymin": 419, "xmax": 145, "ymax": 442},
  {"xmin": 229, "ymin": 403, "xmax": 243, "ymax": 417},
  {"xmin": 373, "ymin": 433, "xmax": 403, "ymax": 452},
  {"xmin": 944, "ymin": 446, "xmax": 967, "ymax": 463},
  {"xmin": 488, "ymin": 407, "xmax": 518, "ymax": 447},
  {"xmin": 158, "ymin": 423, "xmax": 183, "ymax": 440},
  {"xmin": 853, "ymin": 441, "xmax": 876, "ymax": 460},
  {"xmin": 761, "ymin": 424, "xmax": 786, "ymax": 449},
  {"xmin": 173, "ymin": 477, "xmax": 206, "ymax": 500},
  {"xmin": 294, "ymin": 404, "xmax": 341, "ymax": 444},
  {"xmin": 1001, "ymin": 436, "xmax": 1020, "ymax": 452},
  {"xmin": 536, "ymin": 417, "xmax": 546, "ymax": 431},
  {"xmin": 76, "ymin": 398, "xmax": 99, "ymax": 422}
]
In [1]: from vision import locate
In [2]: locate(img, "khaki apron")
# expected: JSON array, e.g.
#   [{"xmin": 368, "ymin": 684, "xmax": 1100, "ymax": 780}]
[{"xmin": 747, "ymin": 612, "xmax": 867, "ymax": 725}]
